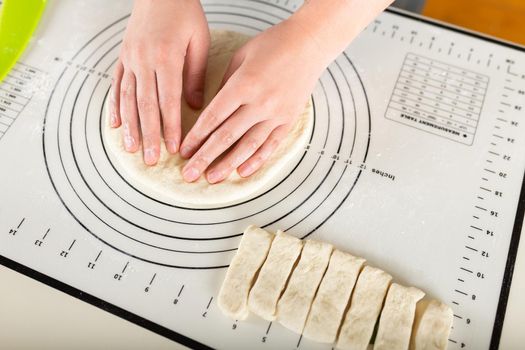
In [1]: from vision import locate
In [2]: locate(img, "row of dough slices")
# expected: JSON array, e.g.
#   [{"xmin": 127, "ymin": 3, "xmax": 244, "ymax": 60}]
[{"xmin": 218, "ymin": 226, "xmax": 453, "ymax": 350}]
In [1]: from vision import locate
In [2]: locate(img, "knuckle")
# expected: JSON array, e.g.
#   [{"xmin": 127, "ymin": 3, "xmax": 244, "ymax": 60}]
[
  {"xmin": 120, "ymin": 82, "xmax": 134, "ymax": 99},
  {"xmin": 163, "ymin": 124, "xmax": 179, "ymax": 138},
  {"xmin": 258, "ymin": 97, "xmax": 276, "ymax": 111},
  {"xmin": 245, "ymin": 137, "xmax": 260, "ymax": 151},
  {"xmin": 250, "ymin": 155, "xmax": 264, "ymax": 167},
  {"xmin": 213, "ymin": 129, "xmax": 234, "ymax": 146},
  {"xmin": 159, "ymin": 95, "xmax": 180, "ymax": 112},
  {"xmin": 194, "ymin": 154, "xmax": 211, "ymax": 168},
  {"xmin": 203, "ymin": 109, "xmax": 221, "ymax": 127},
  {"xmin": 269, "ymin": 137, "xmax": 280, "ymax": 149},
  {"xmin": 137, "ymin": 98, "xmax": 157, "ymax": 114},
  {"xmin": 141, "ymin": 134, "xmax": 159, "ymax": 147},
  {"xmin": 156, "ymin": 46, "xmax": 174, "ymax": 64}
]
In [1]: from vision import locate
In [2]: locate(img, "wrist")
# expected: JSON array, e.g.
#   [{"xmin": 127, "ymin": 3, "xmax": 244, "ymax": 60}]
[{"xmin": 286, "ymin": 0, "xmax": 393, "ymax": 67}]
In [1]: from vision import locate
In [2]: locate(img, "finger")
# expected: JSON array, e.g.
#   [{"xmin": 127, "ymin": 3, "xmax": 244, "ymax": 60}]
[
  {"xmin": 110, "ymin": 60, "xmax": 124, "ymax": 127},
  {"xmin": 183, "ymin": 33, "xmax": 210, "ymax": 109},
  {"xmin": 157, "ymin": 62, "xmax": 183, "ymax": 154},
  {"xmin": 119, "ymin": 70, "xmax": 141, "ymax": 153},
  {"xmin": 206, "ymin": 121, "xmax": 274, "ymax": 183},
  {"xmin": 135, "ymin": 70, "xmax": 161, "ymax": 165},
  {"xmin": 181, "ymin": 106, "xmax": 257, "ymax": 182},
  {"xmin": 237, "ymin": 123, "xmax": 291, "ymax": 178},
  {"xmin": 179, "ymin": 83, "xmax": 241, "ymax": 159}
]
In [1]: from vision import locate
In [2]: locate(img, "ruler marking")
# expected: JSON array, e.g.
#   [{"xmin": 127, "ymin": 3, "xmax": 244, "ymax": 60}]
[
  {"xmin": 474, "ymin": 205, "xmax": 487, "ymax": 211},
  {"xmin": 454, "ymin": 313, "xmax": 464, "ymax": 319},
  {"xmin": 297, "ymin": 334, "xmax": 303, "ymax": 348},
  {"xmin": 452, "ymin": 301, "xmax": 459, "ymax": 305},
  {"xmin": 68, "ymin": 239, "xmax": 76, "ymax": 251},
  {"xmin": 42, "ymin": 228, "xmax": 50, "ymax": 239},
  {"xmin": 493, "ymin": 133, "xmax": 503, "ymax": 139},
  {"xmin": 16, "ymin": 218, "xmax": 25, "ymax": 229},
  {"xmin": 470, "ymin": 225, "xmax": 482, "ymax": 231},
  {"xmin": 466, "ymin": 245, "xmax": 478, "ymax": 252},
  {"xmin": 149, "ymin": 273, "xmax": 157, "ymax": 285},
  {"xmin": 95, "ymin": 250, "xmax": 102, "ymax": 262},
  {"xmin": 455, "ymin": 289, "xmax": 468, "ymax": 296},
  {"xmin": 206, "ymin": 297, "xmax": 213, "ymax": 310},
  {"xmin": 266, "ymin": 322, "xmax": 272, "ymax": 335},
  {"xmin": 122, "ymin": 261, "xmax": 129, "ymax": 274},
  {"xmin": 460, "ymin": 267, "xmax": 473, "ymax": 273},
  {"xmin": 468, "ymin": 235, "xmax": 475, "ymax": 240},
  {"xmin": 484, "ymin": 168, "xmax": 496, "ymax": 174},
  {"xmin": 178, "ymin": 285, "xmax": 185, "ymax": 297},
  {"xmin": 488, "ymin": 150, "xmax": 500, "ymax": 156}
]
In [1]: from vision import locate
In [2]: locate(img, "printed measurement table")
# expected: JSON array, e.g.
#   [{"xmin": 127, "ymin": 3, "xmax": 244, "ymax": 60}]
[
  {"xmin": 386, "ymin": 53, "xmax": 489, "ymax": 145},
  {"xmin": 0, "ymin": 64, "xmax": 40, "ymax": 139},
  {"xmin": 0, "ymin": 1, "xmax": 524, "ymax": 349}
]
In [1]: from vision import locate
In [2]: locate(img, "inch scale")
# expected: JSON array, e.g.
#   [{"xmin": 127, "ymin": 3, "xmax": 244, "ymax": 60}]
[{"xmin": 0, "ymin": 1, "xmax": 524, "ymax": 349}]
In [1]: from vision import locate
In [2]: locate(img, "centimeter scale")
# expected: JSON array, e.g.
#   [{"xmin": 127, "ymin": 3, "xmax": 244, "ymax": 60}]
[{"xmin": 0, "ymin": 1, "xmax": 524, "ymax": 349}]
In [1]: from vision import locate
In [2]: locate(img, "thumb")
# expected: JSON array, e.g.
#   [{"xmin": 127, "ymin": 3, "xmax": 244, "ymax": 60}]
[{"xmin": 183, "ymin": 33, "xmax": 210, "ymax": 109}]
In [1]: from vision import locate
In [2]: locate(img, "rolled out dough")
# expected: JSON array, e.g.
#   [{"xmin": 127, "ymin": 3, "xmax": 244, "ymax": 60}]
[
  {"xmin": 410, "ymin": 299, "xmax": 453, "ymax": 350},
  {"xmin": 336, "ymin": 266, "xmax": 392, "ymax": 350},
  {"xmin": 303, "ymin": 250, "xmax": 365, "ymax": 343},
  {"xmin": 276, "ymin": 239, "xmax": 333, "ymax": 334},
  {"xmin": 217, "ymin": 225, "xmax": 273, "ymax": 320},
  {"xmin": 248, "ymin": 230, "xmax": 303, "ymax": 321},
  {"xmin": 103, "ymin": 30, "xmax": 313, "ymax": 207},
  {"xmin": 373, "ymin": 283, "xmax": 425, "ymax": 350}
]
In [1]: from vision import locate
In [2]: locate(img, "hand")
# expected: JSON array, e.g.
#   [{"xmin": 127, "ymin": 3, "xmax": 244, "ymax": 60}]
[
  {"xmin": 109, "ymin": 0, "xmax": 210, "ymax": 165},
  {"xmin": 179, "ymin": 20, "xmax": 325, "ymax": 183}
]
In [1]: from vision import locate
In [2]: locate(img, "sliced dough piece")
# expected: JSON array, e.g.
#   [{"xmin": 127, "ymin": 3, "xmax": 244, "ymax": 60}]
[
  {"xmin": 374, "ymin": 283, "xmax": 425, "ymax": 350},
  {"xmin": 336, "ymin": 266, "xmax": 392, "ymax": 350},
  {"xmin": 248, "ymin": 230, "xmax": 303, "ymax": 321},
  {"xmin": 277, "ymin": 240, "xmax": 333, "ymax": 333},
  {"xmin": 217, "ymin": 225, "xmax": 274, "ymax": 320},
  {"xmin": 410, "ymin": 299, "xmax": 453, "ymax": 350},
  {"xmin": 303, "ymin": 250, "xmax": 365, "ymax": 343}
]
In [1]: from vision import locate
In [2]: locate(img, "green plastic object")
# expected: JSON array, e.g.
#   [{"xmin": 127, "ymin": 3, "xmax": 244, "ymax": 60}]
[{"xmin": 0, "ymin": 0, "xmax": 46, "ymax": 83}]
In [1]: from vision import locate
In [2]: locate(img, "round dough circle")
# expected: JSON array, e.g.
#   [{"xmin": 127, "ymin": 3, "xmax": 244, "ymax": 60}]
[{"xmin": 103, "ymin": 30, "xmax": 313, "ymax": 208}]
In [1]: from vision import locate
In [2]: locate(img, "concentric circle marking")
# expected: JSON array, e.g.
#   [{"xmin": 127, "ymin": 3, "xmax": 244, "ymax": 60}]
[{"xmin": 43, "ymin": 1, "xmax": 371, "ymax": 268}]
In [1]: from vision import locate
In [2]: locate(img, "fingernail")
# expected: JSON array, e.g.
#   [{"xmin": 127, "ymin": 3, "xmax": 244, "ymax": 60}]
[
  {"xmin": 180, "ymin": 146, "xmax": 192, "ymax": 158},
  {"xmin": 124, "ymin": 135, "xmax": 135, "ymax": 151},
  {"xmin": 166, "ymin": 140, "xmax": 178, "ymax": 154},
  {"xmin": 144, "ymin": 148, "xmax": 156, "ymax": 165},
  {"xmin": 239, "ymin": 164, "xmax": 253, "ymax": 178},
  {"xmin": 183, "ymin": 167, "xmax": 200, "ymax": 182},
  {"xmin": 207, "ymin": 170, "xmax": 223, "ymax": 184}
]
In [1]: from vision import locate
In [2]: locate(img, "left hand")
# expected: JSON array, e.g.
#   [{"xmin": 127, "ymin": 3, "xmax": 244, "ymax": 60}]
[{"xmin": 179, "ymin": 20, "xmax": 325, "ymax": 183}]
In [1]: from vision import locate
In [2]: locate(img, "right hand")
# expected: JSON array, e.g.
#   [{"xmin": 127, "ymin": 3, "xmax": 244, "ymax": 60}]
[{"xmin": 109, "ymin": 0, "xmax": 210, "ymax": 165}]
